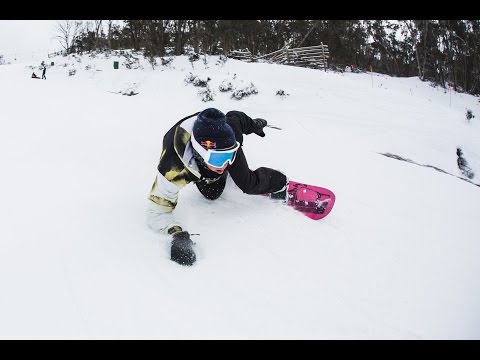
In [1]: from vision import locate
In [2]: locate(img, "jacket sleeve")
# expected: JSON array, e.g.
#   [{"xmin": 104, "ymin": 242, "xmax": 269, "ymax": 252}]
[
  {"xmin": 146, "ymin": 116, "xmax": 196, "ymax": 235},
  {"xmin": 146, "ymin": 172, "xmax": 183, "ymax": 234},
  {"xmin": 225, "ymin": 111, "xmax": 258, "ymax": 145}
]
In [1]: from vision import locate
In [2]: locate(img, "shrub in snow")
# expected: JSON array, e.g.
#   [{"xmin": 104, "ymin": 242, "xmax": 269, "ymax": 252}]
[
  {"xmin": 68, "ymin": 69, "xmax": 76, "ymax": 76},
  {"xmin": 184, "ymin": 72, "xmax": 210, "ymax": 87},
  {"xmin": 102, "ymin": 49, "xmax": 112, "ymax": 58},
  {"xmin": 161, "ymin": 57, "xmax": 174, "ymax": 67},
  {"xmin": 218, "ymin": 74, "xmax": 258, "ymax": 100},
  {"xmin": 188, "ymin": 53, "xmax": 200, "ymax": 62},
  {"xmin": 466, "ymin": 109, "xmax": 475, "ymax": 122},
  {"xmin": 198, "ymin": 86, "xmax": 215, "ymax": 102},
  {"xmin": 119, "ymin": 52, "xmax": 143, "ymax": 70},
  {"xmin": 164, "ymin": 47, "xmax": 175, "ymax": 56},
  {"xmin": 194, "ymin": 76, "xmax": 211, "ymax": 87},
  {"xmin": 142, "ymin": 48, "xmax": 155, "ymax": 64},
  {"xmin": 149, "ymin": 57, "xmax": 157, "ymax": 69},
  {"xmin": 231, "ymin": 82, "xmax": 258, "ymax": 100},
  {"xmin": 122, "ymin": 90, "xmax": 138, "ymax": 96},
  {"xmin": 119, "ymin": 83, "xmax": 139, "ymax": 96},
  {"xmin": 330, "ymin": 64, "xmax": 344, "ymax": 73},
  {"xmin": 184, "ymin": 72, "xmax": 196, "ymax": 84},
  {"xmin": 216, "ymin": 55, "xmax": 228, "ymax": 66},
  {"xmin": 219, "ymin": 80, "xmax": 233, "ymax": 92}
]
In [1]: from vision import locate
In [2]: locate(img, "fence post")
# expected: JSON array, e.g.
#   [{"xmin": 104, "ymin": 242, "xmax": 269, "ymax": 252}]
[{"xmin": 321, "ymin": 42, "xmax": 327, "ymax": 71}]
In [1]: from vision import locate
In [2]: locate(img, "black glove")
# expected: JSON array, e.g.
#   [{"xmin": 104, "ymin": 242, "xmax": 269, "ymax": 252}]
[
  {"xmin": 252, "ymin": 118, "xmax": 267, "ymax": 137},
  {"xmin": 170, "ymin": 230, "xmax": 196, "ymax": 266}
]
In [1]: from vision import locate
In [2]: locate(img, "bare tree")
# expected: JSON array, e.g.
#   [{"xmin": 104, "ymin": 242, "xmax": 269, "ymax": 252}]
[
  {"xmin": 55, "ymin": 20, "xmax": 83, "ymax": 54},
  {"xmin": 296, "ymin": 20, "xmax": 319, "ymax": 48},
  {"xmin": 106, "ymin": 20, "xmax": 114, "ymax": 49},
  {"xmin": 93, "ymin": 20, "xmax": 103, "ymax": 49},
  {"xmin": 413, "ymin": 20, "xmax": 429, "ymax": 81}
]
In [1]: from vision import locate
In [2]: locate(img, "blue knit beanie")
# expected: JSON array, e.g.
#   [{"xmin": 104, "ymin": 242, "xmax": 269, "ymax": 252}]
[{"xmin": 192, "ymin": 108, "xmax": 236, "ymax": 149}]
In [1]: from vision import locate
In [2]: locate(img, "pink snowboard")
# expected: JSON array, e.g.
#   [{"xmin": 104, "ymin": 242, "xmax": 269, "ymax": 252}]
[{"xmin": 287, "ymin": 180, "xmax": 336, "ymax": 220}]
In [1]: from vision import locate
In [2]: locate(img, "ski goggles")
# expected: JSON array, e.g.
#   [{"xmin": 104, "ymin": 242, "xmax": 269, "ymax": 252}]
[{"xmin": 191, "ymin": 134, "xmax": 240, "ymax": 169}]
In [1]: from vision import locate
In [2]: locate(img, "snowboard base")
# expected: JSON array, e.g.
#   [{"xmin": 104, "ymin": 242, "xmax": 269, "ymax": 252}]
[{"xmin": 286, "ymin": 180, "xmax": 336, "ymax": 220}]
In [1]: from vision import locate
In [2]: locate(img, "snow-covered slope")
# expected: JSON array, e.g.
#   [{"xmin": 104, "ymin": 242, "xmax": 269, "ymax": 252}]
[{"xmin": 0, "ymin": 50, "xmax": 479, "ymax": 339}]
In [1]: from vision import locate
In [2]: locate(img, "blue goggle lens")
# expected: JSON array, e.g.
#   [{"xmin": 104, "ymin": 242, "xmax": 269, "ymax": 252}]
[{"xmin": 207, "ymin": 151, "xmax": 236, "ymax": 168}]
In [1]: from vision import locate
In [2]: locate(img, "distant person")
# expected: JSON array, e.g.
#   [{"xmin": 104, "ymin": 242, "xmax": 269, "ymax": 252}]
[
  {"xmin": 42, "ymin": 66, "xmax": 46, "ymax": 80},
  {"xmin": 146, "ymin": 108, "xmax": 288, "ymax": 266},
  {"xmin": 31, "ymin": 72, "xmax": 39, "ymax": 79}
]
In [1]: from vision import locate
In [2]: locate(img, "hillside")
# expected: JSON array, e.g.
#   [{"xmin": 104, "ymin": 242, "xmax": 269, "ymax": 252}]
[{"xmin": 0, "ymin": 50, "xmax": 479, "ymax": 339}]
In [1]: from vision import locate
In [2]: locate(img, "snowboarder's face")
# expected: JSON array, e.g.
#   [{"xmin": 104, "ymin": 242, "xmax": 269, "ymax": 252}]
[{"xmin": 205, "ymin": 162, "xmax": 228, "ymax": 174}]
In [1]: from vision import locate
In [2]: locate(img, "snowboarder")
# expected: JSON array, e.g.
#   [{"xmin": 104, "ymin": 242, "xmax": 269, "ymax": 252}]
[
  {"xmin": 42, "ymin": 66, "xmax": 46, "ymax": 80},
  {"xmin": 146, "ymin": 108, "xmax": 288, "ymax": 266}
]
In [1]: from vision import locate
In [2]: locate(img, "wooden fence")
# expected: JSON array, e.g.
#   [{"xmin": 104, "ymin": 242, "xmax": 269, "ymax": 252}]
[
  {"xmin": 228, "ymin": 49, "xmax": 254, "ymax": 62},
  {"xmin": 48, "ymin": 50, "xmax": 67, "ymax": 58},
  {"xmin": 228, "ymin": 43, "xmax": 329, "ymax": 70}
]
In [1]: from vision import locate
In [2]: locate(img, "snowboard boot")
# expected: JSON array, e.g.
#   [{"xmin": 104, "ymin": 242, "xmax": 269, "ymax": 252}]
[{"xmin": 270, "ymin": 182, "xmax": 289, "ymax": 202}]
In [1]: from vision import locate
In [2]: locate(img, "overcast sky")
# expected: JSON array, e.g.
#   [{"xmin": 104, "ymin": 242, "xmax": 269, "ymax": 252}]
[{"xmin": 0, "ymin": 20, "xmax": 59, "ymax": 58}]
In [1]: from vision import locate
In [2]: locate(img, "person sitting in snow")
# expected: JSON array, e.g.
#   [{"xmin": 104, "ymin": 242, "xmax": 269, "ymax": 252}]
[
  {"xmin": 147, "ymin": 108, "xmax": 288, "ymax": 266},
  {"xmin": 31, "ymin": 72, "xmax": 39, "ymax": 79}
]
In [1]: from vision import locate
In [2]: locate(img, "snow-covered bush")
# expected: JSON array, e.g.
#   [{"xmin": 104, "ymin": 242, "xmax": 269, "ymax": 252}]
[
  {"xmin": 198, "ymin": 86, "xmax": 215, "ymax": 102},
  {"xmin": 147, "ymin": 56, "xmax": 157, "ymax": 69},
  {"xmin": 188, "ymin": 53, "xmax": 200, "ymax": 62},
  {"xmin": 121, "ymin": 52, "xmax": 143, "ymax": 70},
  {"xmin": 466, "ymin": 109, "xmax": 475, "ymax": 122},
  {"xmin": 219, "ymin": 80, "xmax": 233, "ymax": 92},
  {"xmin": 216, "ymin": 55, "xmax": 228, "ymax": 66},
  {"xmin": 231, "ymin": 82, "xmax": 258, "ymax": 100},
  {"xmin": 218, "ymin": 74, "xmax": 259, "ymax": 100},
  {"xmin": 184, "ymin": 72, "xmax": 210, "ymax": 87},
  {"xmin": 184, "ymin": 72, "xmax": 196, "ymax": 84},
  {"xmin": 194, "ymin": 77, "xmax": 210, "ymax": 87},
  {"xmin": 161, "ymin": 57, "xmax": 174, "ymax": 67},
  {"xmin": 276, "ymin": 89, "xmax": 289, "ymax": 98}
]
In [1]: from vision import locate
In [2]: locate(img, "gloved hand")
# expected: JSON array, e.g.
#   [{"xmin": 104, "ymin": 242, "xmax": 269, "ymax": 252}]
[
  {"xmin": 170, "ymin": 230, "xmax": 196, "ymax": 266},
  {"xmin": 252, "ymin": 118, "xmax": 267, "ymax": 137}
]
